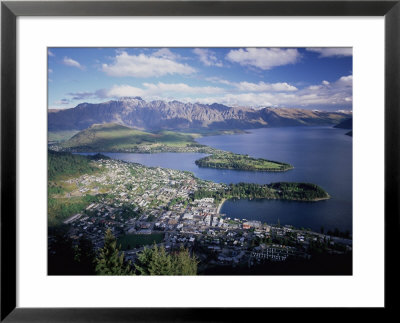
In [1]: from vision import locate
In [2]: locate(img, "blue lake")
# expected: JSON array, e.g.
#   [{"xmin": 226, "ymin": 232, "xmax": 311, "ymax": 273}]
[{"xmin": 81, "ymin": 126, "xmax": 352, "ymax": 232}]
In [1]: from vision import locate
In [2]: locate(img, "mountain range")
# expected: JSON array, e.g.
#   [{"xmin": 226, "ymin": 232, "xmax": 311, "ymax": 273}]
[{"xmin": 48, "ymin": 97, "xmax": 351, "ymax": 132}]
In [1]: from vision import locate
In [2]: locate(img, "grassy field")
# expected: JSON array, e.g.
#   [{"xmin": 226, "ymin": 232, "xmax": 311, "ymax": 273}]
[
  {"xmin": 117, "ymin": 233, "xmax": 165, "ymax": 250},
  {"xmin": 195, "ymin": 152, "xmax": 293, "ymax": 172},
  {"xmin": 48, "ymin": 195, "xmax": 101, "ymax": 227}
]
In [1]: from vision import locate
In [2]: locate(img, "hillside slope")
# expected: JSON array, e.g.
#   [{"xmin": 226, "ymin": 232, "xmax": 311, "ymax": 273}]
[
  {"xmin": 60, "ymin": 123, "xmax": 204, "ymax": 152},
  {"xmin": 333, "ymin": 117, "xmax": 352, "ymax": 129}
]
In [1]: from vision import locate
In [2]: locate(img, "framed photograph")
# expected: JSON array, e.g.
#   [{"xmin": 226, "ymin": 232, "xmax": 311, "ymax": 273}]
[{"xmin": 1, "ymin": 0, "xmax": 399, "ymax": 321}]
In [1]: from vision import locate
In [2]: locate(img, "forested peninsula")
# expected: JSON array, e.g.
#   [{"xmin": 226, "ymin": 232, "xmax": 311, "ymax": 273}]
[{"xmin": 192, "ymin": 182, "xmax": 330, "ymax": 204}]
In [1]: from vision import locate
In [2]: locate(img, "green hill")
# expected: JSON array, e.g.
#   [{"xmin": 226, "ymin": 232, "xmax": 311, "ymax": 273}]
[{"xmin": 61, "ymin": 123, "xmax": 200, "ymax": 152}]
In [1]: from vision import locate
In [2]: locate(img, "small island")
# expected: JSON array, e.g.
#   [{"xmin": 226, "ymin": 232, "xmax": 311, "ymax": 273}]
[{"xmin": 195, "ymin": 152, "xmax": 293, "ymax": 172}]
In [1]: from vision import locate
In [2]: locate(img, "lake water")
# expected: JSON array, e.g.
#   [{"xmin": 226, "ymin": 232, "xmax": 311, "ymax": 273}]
[{"xmin": 81, "ymin": 126, "xmax": 352, "ymax": 232}]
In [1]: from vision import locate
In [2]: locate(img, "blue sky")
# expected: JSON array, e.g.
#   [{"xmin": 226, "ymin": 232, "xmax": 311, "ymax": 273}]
[{"xmin": 48, "ymin": 47, "xmax": 352, "ymax": 111}]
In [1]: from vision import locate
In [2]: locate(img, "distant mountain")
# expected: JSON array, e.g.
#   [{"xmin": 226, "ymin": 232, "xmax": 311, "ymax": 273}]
[
  {"xmin": 48, "ymin": 97, "xmax": 350, "ymax": 131},
  {"xmin": 334, "ymin": 117, "xmax": 352, "ymax": 129}
]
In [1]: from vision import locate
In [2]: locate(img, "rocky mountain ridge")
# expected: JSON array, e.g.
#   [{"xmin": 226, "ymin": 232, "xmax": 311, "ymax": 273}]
[{"xmin": 48, "ymin": 97, "xmax": 350, "ymax": 131}]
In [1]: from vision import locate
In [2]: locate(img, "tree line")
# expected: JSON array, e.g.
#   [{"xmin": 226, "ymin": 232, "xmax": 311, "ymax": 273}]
[{"xmin": 49, "ymin": 229, "xmax": 198, "ymax": 276}]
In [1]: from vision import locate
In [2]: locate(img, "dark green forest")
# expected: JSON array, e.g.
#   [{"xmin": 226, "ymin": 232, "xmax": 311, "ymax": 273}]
[
  {"xmin": 192, "ymin": 182, "xmax": 329, "ymax": 203},
  {"xmin": 49, "ymin": 229, "xmax": 198, "ymax": 275},
  {"xmin": 48, "ymin": 150, "xmax": 109, "ymax": 180}
]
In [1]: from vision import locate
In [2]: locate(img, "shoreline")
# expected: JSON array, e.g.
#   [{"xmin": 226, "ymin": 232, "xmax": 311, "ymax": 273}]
[
  {"xmin": 217, "ymin": 195, "xmax": 330, "ymax": 212},
  {"xmin": 197, "ymin": 165, "xmax": 293, "ymax": 172},
  {"xmin": 217, "ymin": 198, "xmax": 226, "ymax": 214}
]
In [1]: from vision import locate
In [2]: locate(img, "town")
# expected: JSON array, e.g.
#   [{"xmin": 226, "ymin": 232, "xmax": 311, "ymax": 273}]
[{"xmin": 50, "ymin": 157, "xmax": 352, "ymax": 273}]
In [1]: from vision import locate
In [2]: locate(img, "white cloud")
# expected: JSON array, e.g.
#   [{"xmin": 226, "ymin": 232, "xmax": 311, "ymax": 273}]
[
  {"xmin": 205, "ymin": 78, "xmax": 298, "ymax": 92},
  {"xmin": 62, "ymin": 57, "xmax": 85, "ymax": 70},
  {"xmin": 235, "ymin": 81, "xmax": 298, "ymax": 92},
  {"xmin": 152, "ymin": 48, "xmax": 180, "ymax": 60},
  {"xmin": 105, "ymin": 85, "xmax": 145, "ymax": 98},
  {"xmin": 205, "ymin": 77, "xmax": 233, "ymax": 85},
  {"xmin": 54, "ymin": 99, "xmax": 70, "ymax": 105},
  {"xmin": 48, "ymin": 49, "xmax": 55, "ymax": 57},
  {"xmin": 143, "ymin": 82, "xmax": 223, "ymax": 95},
  {"xmin": 308, "ymin": 85, "xmax": 322, "ymax": 91},
  {"xmin": 205, "ymin": 78, "xmax": 298, "ymax": 93},
  {"xmin": 102, "ymin": 51, "xmax": 196, "ymax": 78},
  {"xmin": 193, "ymin": 48, "xmax": 223, "ymax": 67},
  {"xmin": 335, "ymin": 75, "xmax": 353, "ymax": 86},
  {"xmin": 306, "ymin": 48, "xmax": 352, "ymax": 57},
  {"xmin": 200, "ymin": 93, "xmax": 277, "ymax": 107},
  {"xmin": 190, "ymin": 74, "xmax": 353, "ymax": 108},
  {"xmin": 226, "ymin": 48, "xmax": 301, "ymax": 70},
  {"xmin": 308, "ymin": 76, "xmax": 351, "ymax": 91},
  {"xmin": 100, "ymin": 82, "xmax": 223, "ymax": 98},
  {"xmin": 66, "ymin": 74, "xmax": 351, "ymax": 109}
]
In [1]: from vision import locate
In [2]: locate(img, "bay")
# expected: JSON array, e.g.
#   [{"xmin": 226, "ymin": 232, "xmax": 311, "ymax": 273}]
[{"xmin": 81, "ymin": 126, "xmax": 352, "ymax": 233}]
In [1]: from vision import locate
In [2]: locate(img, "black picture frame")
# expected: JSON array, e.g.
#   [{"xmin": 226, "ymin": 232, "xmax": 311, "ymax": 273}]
[{"xmin": 1, "ymin": 0, "xmax": 399, "ymax": 321}]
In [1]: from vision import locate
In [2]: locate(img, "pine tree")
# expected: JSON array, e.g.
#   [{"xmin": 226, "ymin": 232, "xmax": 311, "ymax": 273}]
[
  {"xmin": 134, "ymin": 244, "xmax": 198, "ymax": 275},
  {"xmin": 135, "ymin": 244, "xmax": 172, "ymax": 275},
  {"xmin": 134, "ymin": 246, "xmax": 154, "ymax": 275},
  {"xmin": 73, "ymin": 236, "xmax": 96, "ymax": 275},
  {"xmin": 95, "ymin": 229, "xmax": 132, "ymax": 275},
  {"xmin": 171, "ymin": 246, "xmax": 198, "ymax": 275},
  {"xmin": 148, "ymin": 244, "xmax": 173, "ymax": 275}
]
